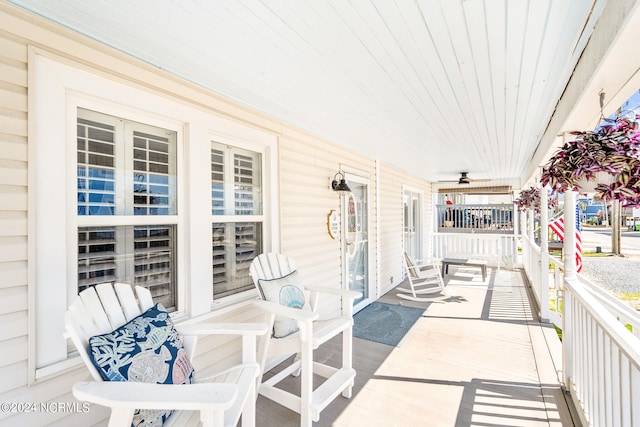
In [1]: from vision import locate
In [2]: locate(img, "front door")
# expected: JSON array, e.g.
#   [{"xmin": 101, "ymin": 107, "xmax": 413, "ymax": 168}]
[
  {"xmin": 342, "ymin": 173, "xmax": 370, "ymax": 309},
  {"xmin": 403, "ymin": 188, "xmax": 422, "ymax": 259}
]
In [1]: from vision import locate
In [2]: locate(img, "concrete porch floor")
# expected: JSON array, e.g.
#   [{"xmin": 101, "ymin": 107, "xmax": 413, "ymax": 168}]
[{"xmin": 255, "ymin": 266, "xmax": 578, "ymax": 427}]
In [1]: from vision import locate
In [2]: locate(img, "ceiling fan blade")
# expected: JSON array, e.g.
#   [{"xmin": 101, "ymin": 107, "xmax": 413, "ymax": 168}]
[{"xmin": 438, "ymin": 172, "xmax": 492, "ymax": 184}]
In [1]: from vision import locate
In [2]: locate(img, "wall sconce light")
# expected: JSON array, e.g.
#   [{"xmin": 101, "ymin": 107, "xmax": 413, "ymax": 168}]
[{"xmin": 331, "ymin": 172, "xmax": 351, "ymax": 195}]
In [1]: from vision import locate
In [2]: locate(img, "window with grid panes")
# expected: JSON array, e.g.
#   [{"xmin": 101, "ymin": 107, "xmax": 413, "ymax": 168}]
[
  {"xmin": 76, "ymin": 108, "xmax": 178, "ymax": 310},
  {"xmin": 211, "ymin": 142, "xmax": 263, "ymax": 299}
]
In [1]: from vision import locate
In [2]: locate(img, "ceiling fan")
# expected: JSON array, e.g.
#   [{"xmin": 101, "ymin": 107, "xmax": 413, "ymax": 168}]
[
  {"xmin": 458, "ymin": 171, "xmax": 471, "ymax": 184},
  {"xmin": 438, "ymin": 172, "xmax": 493, "ymax": 185}
]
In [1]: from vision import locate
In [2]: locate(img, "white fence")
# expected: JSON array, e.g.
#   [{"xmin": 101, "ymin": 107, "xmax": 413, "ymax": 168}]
[{"xmin": 432, "ymin": 232, "xmax": 518, "ymax": 268}]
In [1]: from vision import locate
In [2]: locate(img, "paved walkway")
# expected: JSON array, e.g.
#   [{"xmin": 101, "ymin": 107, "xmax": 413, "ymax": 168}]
[{"xmin": 256, "ymin": 266, "xmax": 577, "ymax": 426}]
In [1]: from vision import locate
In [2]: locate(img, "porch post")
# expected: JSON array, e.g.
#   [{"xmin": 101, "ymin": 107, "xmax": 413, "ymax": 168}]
[
  {"xmin": 563, "ymin": 190, "xmax": 577, "ymax": 281},
  {"xmin": 512, "ymin": 204, "xmax": 519, "ymax": 267},
  {"xmin": 540, "ymin": 186, "xmax": 549, "ymax": 252},
  {"xmin": 527, "ymin": 209, "xmax": 535, "ymax": 276},
  {"xmin": 562, "ymin": 189, "xmax": 577, "ymax": 397},
  {"xmin": 539, "ymin": 185, "xmax": 550, "ymax": 322}
]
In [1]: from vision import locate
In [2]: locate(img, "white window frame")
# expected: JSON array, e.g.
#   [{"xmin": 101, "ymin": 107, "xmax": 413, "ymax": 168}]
[
  {"xmin": 75, "ymin": 108, "xmax": 180, "ymax": 309},
  {"xmin": 210, "ymin": 138, "xmax": 267, "ymax": 300},
  {"xmin": 28, "ymin": 51, "xmax": 279, "ymax": 381}
]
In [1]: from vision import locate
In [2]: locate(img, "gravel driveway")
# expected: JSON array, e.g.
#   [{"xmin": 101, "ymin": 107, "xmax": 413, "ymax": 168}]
[{"xmin": 580, "ymin": 255, "xmax": 640, "ymax": 309}]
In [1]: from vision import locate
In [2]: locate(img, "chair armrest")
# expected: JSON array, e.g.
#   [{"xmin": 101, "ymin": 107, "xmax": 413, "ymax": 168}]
[
  {"xmin": 303, "ymin": 285, "xmax": 362, "ymax": 301},
  {"xmin": 73, "ymin": 381, "xmax": 237, "ymax": 411},
  {"xmin": 177, "ymin": 323, "xmax": 268, "ymax": 337},
  {"xmin": 414, "ymin": 258, "xmax": 440, "ymax": 266},
  {"xmin": 177, "ymin": 323, "xmax": 267, "ymax": 365},
  {"xmin": 407, "ymin": 263, "xmax": 435, "ymax": 272},
  {"xmin": 251, "ymin": 299, "xmax": 319, "ymax": 322}
]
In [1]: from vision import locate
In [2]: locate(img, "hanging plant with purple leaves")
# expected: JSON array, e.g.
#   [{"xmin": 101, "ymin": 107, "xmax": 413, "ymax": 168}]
[
  {"xmin": 540, "ymin": 115, "xmax": 640, "ymax": 206},
  {"xmin": 514, "ymin": 186, "xmax": 557, "ymax": 214}
]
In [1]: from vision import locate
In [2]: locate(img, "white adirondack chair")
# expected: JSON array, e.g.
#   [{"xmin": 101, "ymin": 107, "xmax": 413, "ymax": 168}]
[
  {"xmin": 396, "ymin": 253, "xmax": 447, "ymax": 302},
  {"xmin": 66, "ymin": 282, "xmax": 268, "ymax": 427},
  {"xmin": 249, "ymin": 253, "xmax": 361, "ymax": 427}
]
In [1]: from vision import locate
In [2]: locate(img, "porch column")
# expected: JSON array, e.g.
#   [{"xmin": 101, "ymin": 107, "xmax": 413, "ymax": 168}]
[
  {"xmin": 540, "ymin": 186, "xmax": 549, "ymax": 252},
  {"xmin": 512, "ymin": 204, "xmax": 519, "ymax": 267},
  {"xmin": 563, "ymin": 190, "xmax": 577, "ymax": 281},
  {"xmin": 562, "ymin": 189, "xmax": 577, "ymax": 398},
  {"xmin": 539, "ymin": 185, "xmax": 550, "ymax": 322},
  {"xmin": 527, "ymin": 208, "xmax": 535, "ymax": 276}
]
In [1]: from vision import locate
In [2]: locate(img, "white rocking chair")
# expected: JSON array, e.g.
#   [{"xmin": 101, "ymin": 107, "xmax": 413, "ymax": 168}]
[
  {"xmin": 396, "ymin": 253, "xmax": 447, "ymax": 302},
  {"xmin": 249, "ymin": 253, "xmax": 361, "ymax": 427},
  {"xmin": 66, "ymin": 282, "xmax": 267, "ymax": 427}
]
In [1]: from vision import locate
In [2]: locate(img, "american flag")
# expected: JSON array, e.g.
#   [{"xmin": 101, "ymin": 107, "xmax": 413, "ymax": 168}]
[{"xmin": 549, "ymin": 206, "xmax": 583, "ymax": 272}]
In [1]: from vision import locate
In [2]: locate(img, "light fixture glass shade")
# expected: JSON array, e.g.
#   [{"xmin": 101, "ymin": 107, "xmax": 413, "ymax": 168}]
[{"xmin": 332, "ymin": 172, "xmax": 351, "ymax": 195}]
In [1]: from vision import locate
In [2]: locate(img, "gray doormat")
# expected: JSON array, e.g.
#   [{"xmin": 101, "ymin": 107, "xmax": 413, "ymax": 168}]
[{"xmin": 353, "ymin": 302, "xmax": 425, "ymax": 347}]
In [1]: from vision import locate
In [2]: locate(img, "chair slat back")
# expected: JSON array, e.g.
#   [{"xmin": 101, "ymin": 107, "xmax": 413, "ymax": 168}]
[
  {"xmin": 250, "ymin": 253, "xmax": 296, "ymax": 283},
  {"xmin": 79, "ymin": 285, "xmax": 113, "ymax": 332},
  {"xmin": 404, "ymin": 253, "xmax": 419, "ymax": 279},
  {"xmin": 65, "ymin": 283, "xmax": 156, "ymax": 382},
  {"xmin": 96, "ymin": 283, "xmax": 127, "ymax": 328},
  {"xmin": 133, "ymin": 285, "xmax": 154, "ymax": 312},
  {"xmin": 113, "ymin": 283, "xmax": 153, "ymax": 320}
]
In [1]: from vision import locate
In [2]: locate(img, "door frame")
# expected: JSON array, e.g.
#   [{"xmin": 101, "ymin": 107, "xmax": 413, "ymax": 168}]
[
  {"xmin": 403, "ymin": 185, "xmax": 424, "ymax": 261},
  {"xmin": 341, "ymin": 172, "xmax": 374, "ymax": 312}
]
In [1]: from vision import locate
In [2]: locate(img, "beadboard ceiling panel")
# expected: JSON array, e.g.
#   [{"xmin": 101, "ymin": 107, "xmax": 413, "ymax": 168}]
[{"xmin": 8, "ymin": 0, "xmax": 603, "ymax": 184}]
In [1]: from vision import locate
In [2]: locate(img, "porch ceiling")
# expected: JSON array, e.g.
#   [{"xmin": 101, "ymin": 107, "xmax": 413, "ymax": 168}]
[{"xmin": 9, "ymin": 0, "xmax": 605, "ymax": 184}]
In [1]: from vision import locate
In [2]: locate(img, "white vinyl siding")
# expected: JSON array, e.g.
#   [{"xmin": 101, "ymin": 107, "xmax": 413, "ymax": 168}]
[
  {"xmin": 378, "ymin": 163, "xmax": 433, "ymax": 296},
  {"xmin": 0, "ymin": 28, "xmax": 29, "ymax": 403},
  {"xmin": 277, "ymin": 130, "xmax": 378, "ymax": 318}
]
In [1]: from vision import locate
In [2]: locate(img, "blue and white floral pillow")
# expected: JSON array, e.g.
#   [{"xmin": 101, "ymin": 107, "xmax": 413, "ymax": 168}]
[{"xmin": 88, "ymin": 303, "xmax": 194, "ymax": 427}]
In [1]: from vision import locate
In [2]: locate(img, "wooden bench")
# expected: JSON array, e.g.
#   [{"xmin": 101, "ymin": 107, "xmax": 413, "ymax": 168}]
[
  {"xmin": 441, "ymin": 258, "xmax": 488, "ymax": 281},
  {"xmin": 548, "ymin": 241, "xmax": 563, "ymax": 256}
]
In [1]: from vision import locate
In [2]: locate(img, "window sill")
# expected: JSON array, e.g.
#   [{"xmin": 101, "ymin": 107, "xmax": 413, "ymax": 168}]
[
  {"xmin": 34, "ymin": 355, "xmax": 84, "ymax": 384},
  {"xmin": 178, "ymin": 288, "xmax": 259, "ymax": 325}
]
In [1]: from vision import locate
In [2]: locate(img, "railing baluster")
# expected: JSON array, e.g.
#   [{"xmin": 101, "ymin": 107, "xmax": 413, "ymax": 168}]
[
  {"xmin": 612, "ymin": 345, "xmax": 621, "ymax": 427},
  {"xmin": 631, "ymin": 364, "xmax": 640, "ymax": 427},
  {"xmin": 621, "ymin": 357, "xmax": 630, "ymax": 427},
  {"xmin": 436, "ymin": 203, "xmax": 514, "ymax": 234},
  {"xmin": 560, "ymin": 279, "xmax": 640, "ymax": 427}
]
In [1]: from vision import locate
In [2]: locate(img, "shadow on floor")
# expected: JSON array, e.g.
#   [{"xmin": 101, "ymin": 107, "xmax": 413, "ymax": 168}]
[{"xmin": 256, "ymin": 266, "xmax": 576, "ymax": 427}]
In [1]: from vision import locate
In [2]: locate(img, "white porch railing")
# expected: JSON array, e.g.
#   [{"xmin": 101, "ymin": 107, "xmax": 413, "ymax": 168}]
[
  {"xmin": 524, "ymin": 228, "xmax": 640, "ymax": 337},
  {"xmin": 523, "ymin": 234, "xmax": 640, "ymax": 426},
  {"xmin": 432, "ymin": 232, "xmax": 518, "ymax": 268},
  {"xmin": 521, "ymin": 233, "xmax": 562, "ymax": 325},
  {"xmin": 521, "ymin": 209, "xmax": 640, "ymax": 426},
  {"xmin": 564, "ymin": 277, "xmax": 640, "ymax": 427},
  {"xmin": 435, "ymin": 203, "xmax": 514, "ymax": 234}
]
